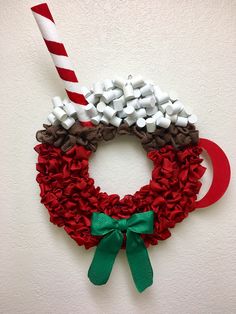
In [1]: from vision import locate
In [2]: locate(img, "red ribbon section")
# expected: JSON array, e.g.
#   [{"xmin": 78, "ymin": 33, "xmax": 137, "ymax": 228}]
[
  {"xmin": 31, "ymin": 3, "xmax": 55, "ymax": 23},
  {"xmin": 196, "ymin": 138, "xmax": 231, "ymax": 208}
]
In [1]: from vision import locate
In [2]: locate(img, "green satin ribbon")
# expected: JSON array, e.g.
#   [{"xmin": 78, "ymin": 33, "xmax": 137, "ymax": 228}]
[{"xmin": 88, "ymin": 211, "xmax": 154, "ymax": 293}]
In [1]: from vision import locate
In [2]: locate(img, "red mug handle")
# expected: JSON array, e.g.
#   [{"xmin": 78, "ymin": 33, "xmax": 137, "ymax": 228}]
[{"xmin": 195, "ymin": 138, "xmax": 231, "ymax": 208}]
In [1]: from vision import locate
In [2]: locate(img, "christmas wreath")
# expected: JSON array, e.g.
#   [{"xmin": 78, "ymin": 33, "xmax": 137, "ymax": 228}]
[{"xmin": 32, "ymin": 3, "xmax": 230, "ymax": 292}]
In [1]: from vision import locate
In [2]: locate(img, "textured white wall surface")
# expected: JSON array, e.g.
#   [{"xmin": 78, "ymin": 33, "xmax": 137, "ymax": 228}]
[{"xmin": 1, "ymin": 0, "xmax": 236, "ymax": 313}]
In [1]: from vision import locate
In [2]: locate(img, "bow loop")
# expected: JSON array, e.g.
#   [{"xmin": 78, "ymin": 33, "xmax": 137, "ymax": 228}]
[
  {"xmin": 127, "ymin": 211, "xmax": 154, "ymax": 234},
  {"xmin": 88, "ymin": 211, "xmax": 154, "ymax": 292},
  {"xmin": 90, "ymin": 212, "xmax": 117, "ymax": 235}
]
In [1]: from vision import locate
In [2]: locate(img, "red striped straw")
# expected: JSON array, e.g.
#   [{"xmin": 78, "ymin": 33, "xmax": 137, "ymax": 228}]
[{"xmin": 31, "ymin": 3, "xmax": 92, "ymax": 126}]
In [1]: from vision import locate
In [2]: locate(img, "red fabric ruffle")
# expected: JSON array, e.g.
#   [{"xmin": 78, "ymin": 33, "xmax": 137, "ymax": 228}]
[{"xmin": 35, "ymin": 144, "xmax": 205, "ymax": 249}]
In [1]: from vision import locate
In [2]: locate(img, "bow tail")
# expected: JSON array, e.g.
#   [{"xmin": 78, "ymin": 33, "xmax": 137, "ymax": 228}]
[
  {"xmin": 126, "ymin": 230, "xmax": 153, "ymax": 292},
  {"xmin": 88, "ymin": 230, "xmax": 123, "ymax": 285}
]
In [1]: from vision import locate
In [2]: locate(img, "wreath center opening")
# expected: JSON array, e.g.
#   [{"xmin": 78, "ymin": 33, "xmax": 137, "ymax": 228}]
[{"xmin": 89, "ymin": 135, "xmax": 153, "ymax": 197}]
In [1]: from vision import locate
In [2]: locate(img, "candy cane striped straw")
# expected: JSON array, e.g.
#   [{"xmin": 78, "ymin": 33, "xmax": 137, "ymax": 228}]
[{"xmin": 31, "ymin": 3, "xmax": 92, "ymax": 126}]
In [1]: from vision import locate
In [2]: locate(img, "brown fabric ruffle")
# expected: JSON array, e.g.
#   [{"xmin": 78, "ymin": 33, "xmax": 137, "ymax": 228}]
[{"xmin": 36, "ymin": 122, "xmax": 199, "ymax": 152}]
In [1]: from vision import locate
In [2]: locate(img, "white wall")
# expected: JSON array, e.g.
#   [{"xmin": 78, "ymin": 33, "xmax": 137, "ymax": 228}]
[{"xmin": 1, "ymin": 1, "xmax": 236, "ymax": 313}]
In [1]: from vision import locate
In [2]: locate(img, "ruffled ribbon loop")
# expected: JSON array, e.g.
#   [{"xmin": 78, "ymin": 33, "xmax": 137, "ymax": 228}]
[{"xmin": 88, "ymin": 211, "xmax": 154, "ymax": 292}]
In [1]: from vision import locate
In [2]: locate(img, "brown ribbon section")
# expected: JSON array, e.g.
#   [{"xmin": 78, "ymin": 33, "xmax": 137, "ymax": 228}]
[{"xmin": 36, "ymin": 122, "xmax": 199, "ymax": 152}]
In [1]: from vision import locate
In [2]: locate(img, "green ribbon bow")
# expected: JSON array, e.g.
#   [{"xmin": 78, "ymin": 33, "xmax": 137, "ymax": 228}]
[{"xmin": 88, "ymin": 211, "xmax": 154, "ymax": 293}]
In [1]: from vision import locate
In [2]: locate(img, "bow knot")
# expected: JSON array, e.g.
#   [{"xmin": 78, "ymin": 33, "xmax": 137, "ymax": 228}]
[
  {"xmin": 117, "ymin": 218, "xmax": 128, "ymax": 232},
  {"xmin": 88, "ymin": 211, "xmax": 154, "ymax": 293}
]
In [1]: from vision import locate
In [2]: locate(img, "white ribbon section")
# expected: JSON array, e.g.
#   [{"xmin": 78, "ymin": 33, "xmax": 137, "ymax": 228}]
[
  {"xmin": 64, "ymin": 81, "xmax": 82, "ymax": 93},
  {"xmin": 50, "ymin": 53, "xmax": 74, "ymax": 70},
  {"xmin": 33, "ymin": 13, "xmax": 61, "ymax": 43}
]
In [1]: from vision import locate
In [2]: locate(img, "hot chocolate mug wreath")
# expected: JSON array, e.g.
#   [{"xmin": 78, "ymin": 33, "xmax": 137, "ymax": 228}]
[{"xmin": 32, "ymin": 3, "xmax": 231, "ymax": 292}]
